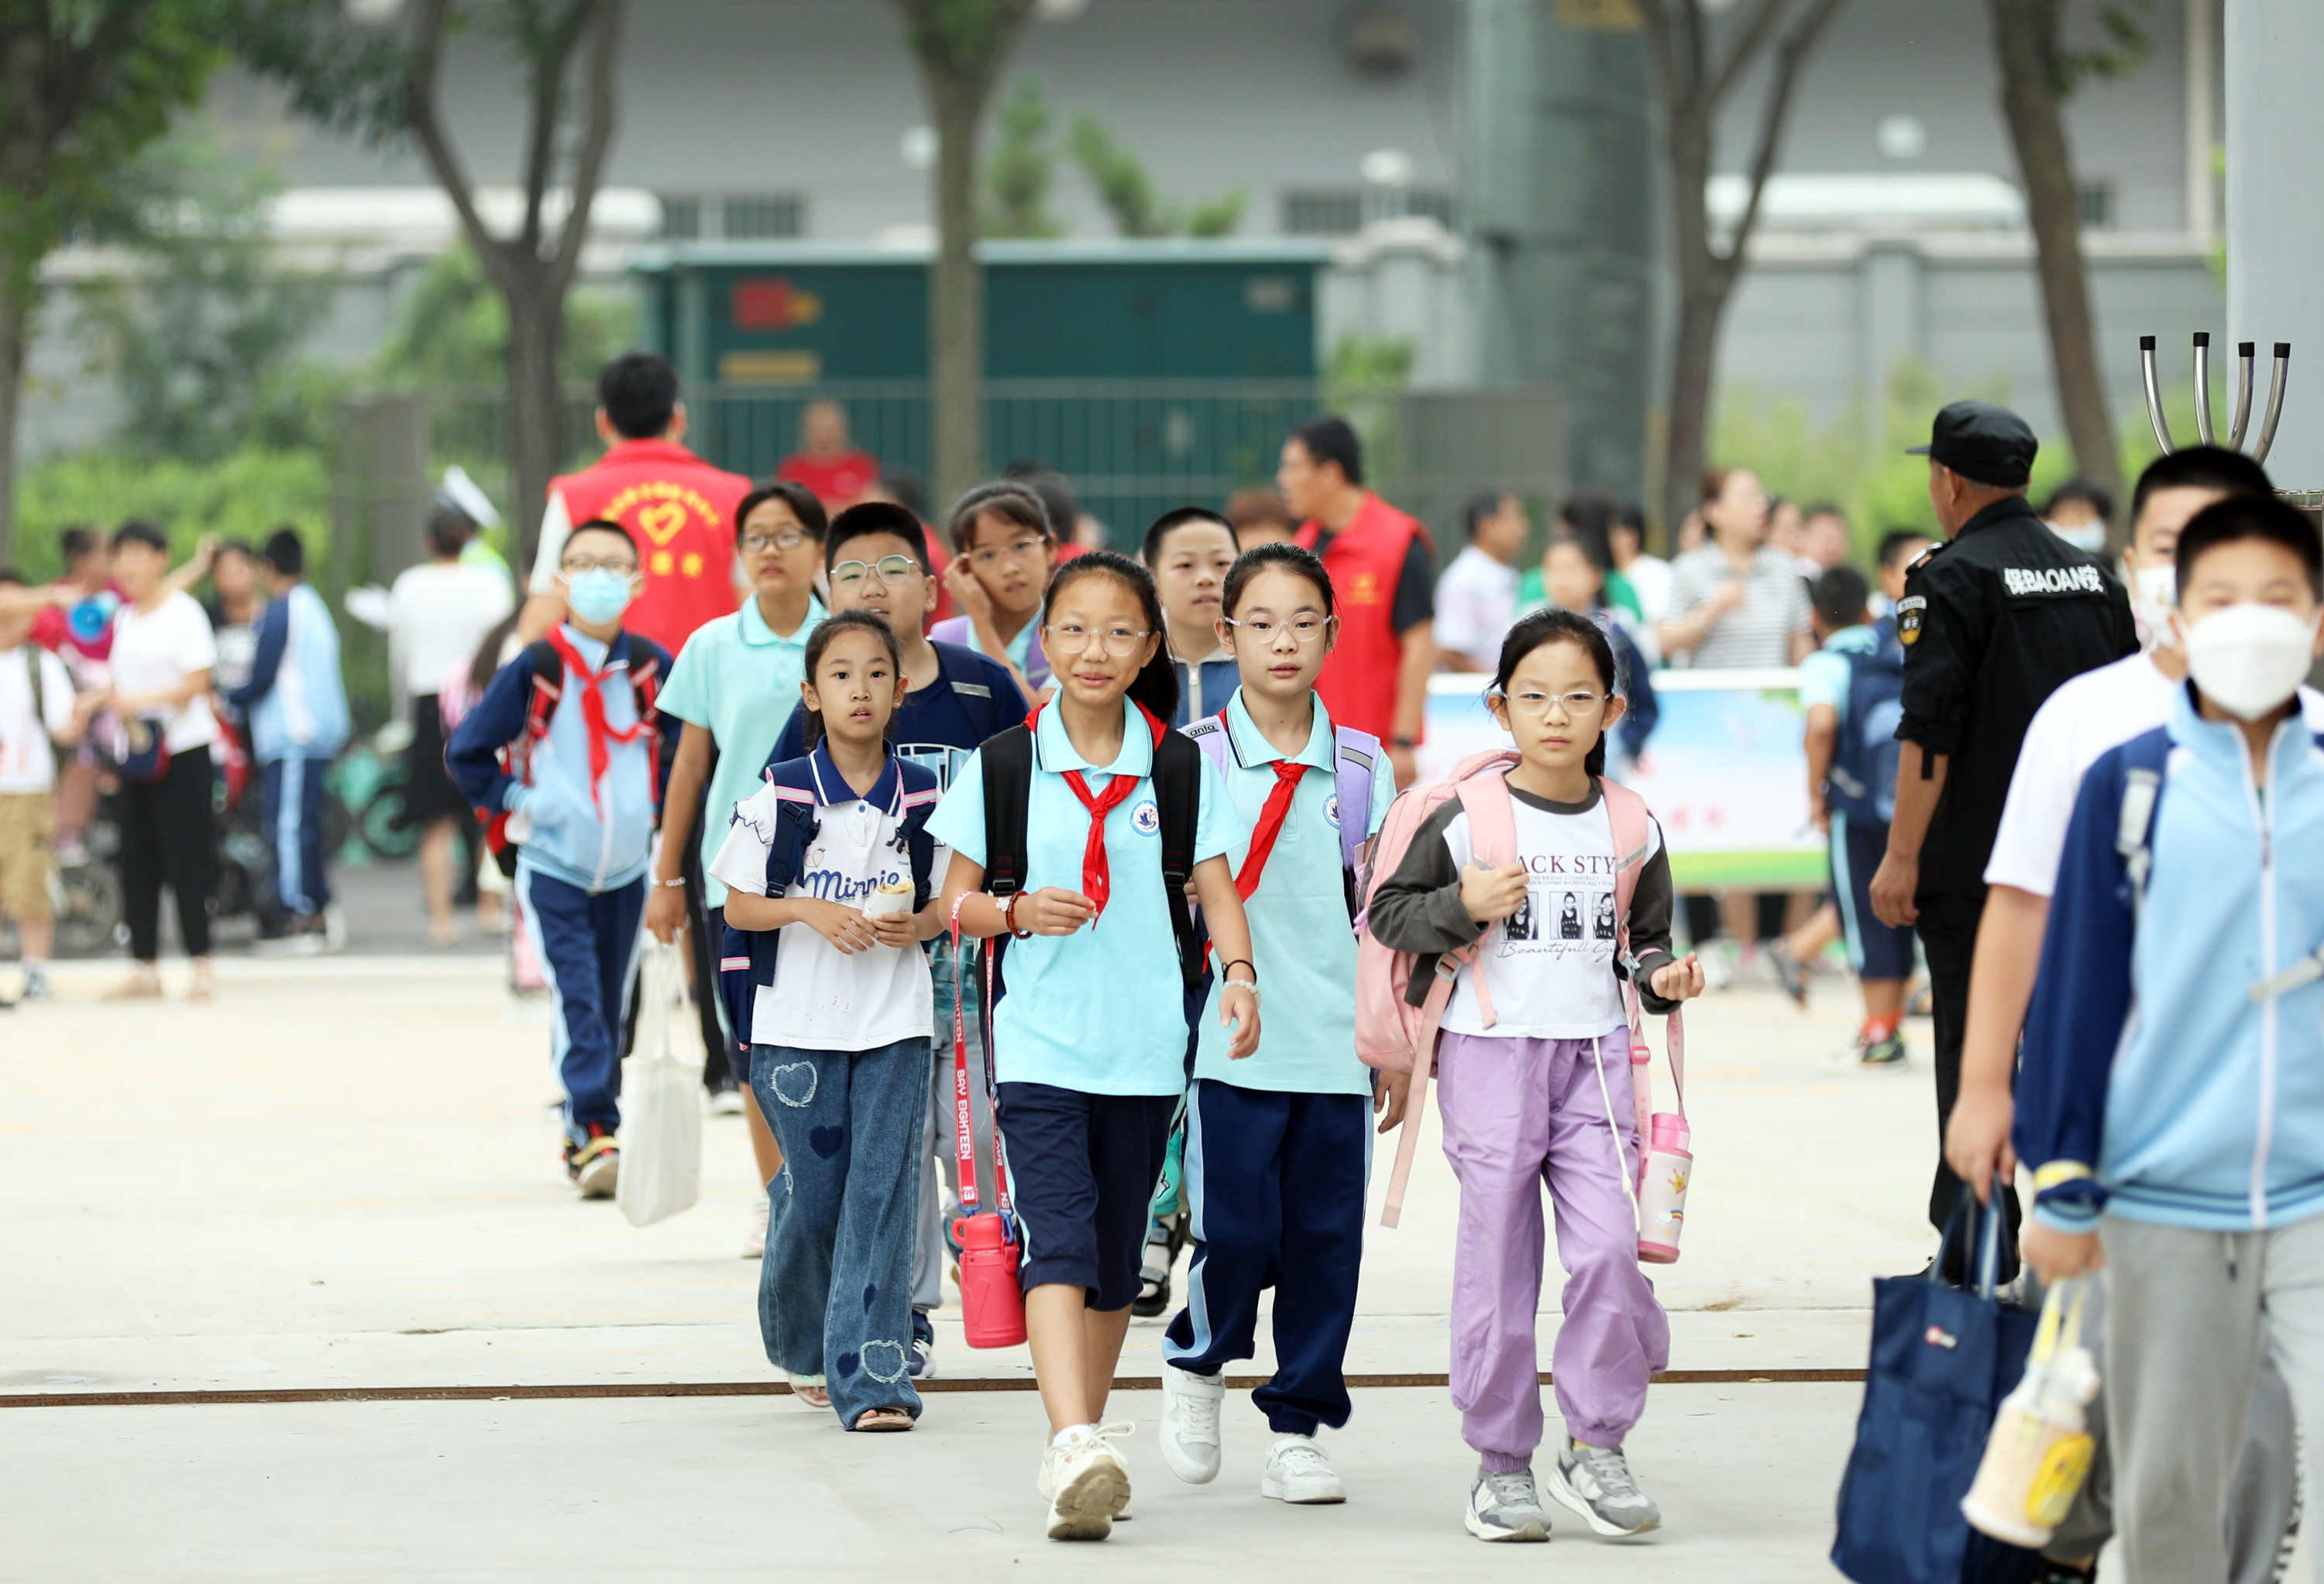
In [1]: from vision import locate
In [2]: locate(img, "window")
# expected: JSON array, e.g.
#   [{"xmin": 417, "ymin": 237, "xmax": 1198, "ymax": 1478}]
[
  {"xmin": 1281, "ymin": 186, "xmax": 1456, "ymax": 236},
  {"xmin": 2076, "ymin": 180, "xmax": 2116, "ymax": 230},
  {"xmin": 723, "ymin": 194, "xmax": 804, "ymax": 240},
  {"xmin": 658, "ymin": 196, "xmax": 702, "ymax": 241}
]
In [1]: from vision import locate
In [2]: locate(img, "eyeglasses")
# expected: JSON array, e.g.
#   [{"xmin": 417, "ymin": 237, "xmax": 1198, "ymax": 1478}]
[
  {"xmin": 969, "ymin": 535, "xmax": 1048, "ymax": 569},
  {"xmin": 829, "ymin": 555, "xmax": 920, "ymax": 589},
  {"xmin": 742, "ymin": 530, "xmax": 810, "ymax": 555},
  {"xmin": 1223, "ymin": 614, "xmax": 1332, "ymax": 645},
  {"xmin": 1045, "ymin": 623, "xmax": 1152, "ymax": 658},
  {"xmin": 560, "ymin": 555, "xmax": 638, "ymax": 576},
  {"xmin": 1495, "ymin": 689, "xmax": 1610, "ymax": 719}
]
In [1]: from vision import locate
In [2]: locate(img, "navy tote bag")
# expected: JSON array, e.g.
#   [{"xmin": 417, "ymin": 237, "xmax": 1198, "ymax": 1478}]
[{"xmin": 1832, "ymin": 1187, "xmax": 2046, "ymax": 1584}]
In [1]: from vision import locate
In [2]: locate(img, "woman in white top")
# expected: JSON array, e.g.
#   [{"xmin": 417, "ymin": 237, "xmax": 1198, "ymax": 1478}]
[
  {"xmin": 389, "ymin": 508, "xmax": 515, "ymax": 943},
  {"xmin": 90, "ymin": 521, "xmax": 222, "ymax": 1000},
  {"xmin": 1656, "ymin": 468, "xmax": 1813, "ymax": 669}
]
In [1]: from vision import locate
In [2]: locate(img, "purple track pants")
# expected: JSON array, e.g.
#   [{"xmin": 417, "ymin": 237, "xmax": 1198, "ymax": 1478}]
[{"xmin": 1436, "ymin": 1026, "xmax": 1669, "ymax": 1470}]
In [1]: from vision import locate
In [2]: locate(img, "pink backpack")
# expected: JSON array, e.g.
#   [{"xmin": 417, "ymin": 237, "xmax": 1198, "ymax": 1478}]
[{"xmin": 1356, "ymin": 750, "xmax": 1686, "ymax": 1228}]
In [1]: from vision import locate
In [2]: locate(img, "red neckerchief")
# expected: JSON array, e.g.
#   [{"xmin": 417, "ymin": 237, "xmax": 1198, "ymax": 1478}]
[
  {"xmin": 1031, "ymin": 699, "xmax": 1167, "ymax": 921},
  {"xmin": 1233, "ymin": 758, "xmax": 1307, "ymax": 900},
  {"xmin": 543, "ymin": 625, "xmax": 648, "ymax": 814}
]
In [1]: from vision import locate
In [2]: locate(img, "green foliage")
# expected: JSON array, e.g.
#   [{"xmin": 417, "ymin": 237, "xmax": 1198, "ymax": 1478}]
[
  {"xmin": 71, "ymin": 132, "xmax": 336, "ymax": 459},
  {"xmin": 217, "ymin": 0, "xmax": 415, "ymax": 148},
  {"xmin": 895, "ymin": 0, "xmax": 1039, "ymax": 82},
  {"xmin": 370, "ymin": 242, "xmax": 634, "ymax": 390},
  {"xmin": 0, "ymin": 3, "xmax": 225, "ymax": 309},
  {"xmin": 1068, "ymin": 112, "xmax": 1244, "ymax": 239},
  {"xmin": 2054, "ymin": 0, "xmax": 2154, "ymax": 97},
  {"xmin": 12, "ymin": 445, "xmax": 331, "ymax": 582},
  {"xmin": 982, "ymin": 78, "xmax": 1062, "ymax": 239},
  {"xmin": 1325, "ymin": 335, "xmax": 1415, "ymax": 486}
]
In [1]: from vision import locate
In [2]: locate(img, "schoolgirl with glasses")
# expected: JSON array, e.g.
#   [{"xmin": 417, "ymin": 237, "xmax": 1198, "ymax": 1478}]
[
  {"xmin": 1367, "ymin": 606, "xmax": 1707, "ymax": 1544},
  {"xmin": 932, "ymin": 482, "xmax": 1058, "ymax": 704}
]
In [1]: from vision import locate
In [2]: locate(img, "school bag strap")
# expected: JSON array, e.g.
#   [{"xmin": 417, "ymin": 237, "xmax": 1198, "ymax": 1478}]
[
  {"xmin": 715, "ymin": 763, "xmax": 821, "ymax": 1058},
  {"xmin": 977, "ymin": 716, "xmax": 1205, "ymax": 995},
  {"xmin": 1184, "ymin": 710, "xmax": 1380, "ymax": 889}
]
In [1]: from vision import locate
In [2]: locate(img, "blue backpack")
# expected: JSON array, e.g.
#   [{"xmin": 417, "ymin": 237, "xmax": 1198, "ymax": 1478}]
[
  {"xmin": 1825, "ymin": 631, "xmax": 1906, "ymax": 825},
  {"xmin": 715, "ymin": 751, "xmax": 942, "ymax": 1059}
]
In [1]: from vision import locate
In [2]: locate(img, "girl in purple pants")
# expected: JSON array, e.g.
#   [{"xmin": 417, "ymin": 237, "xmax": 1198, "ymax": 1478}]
[{"xmin": 1368, "ymin": 607, "xmax": 1705, "ymax": 1543}]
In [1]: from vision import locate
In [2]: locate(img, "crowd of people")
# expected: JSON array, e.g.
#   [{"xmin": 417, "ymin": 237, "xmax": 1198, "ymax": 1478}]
[{"xmin": 7, "ymin": 344, "xmax": 2319, "ymax": 1572}]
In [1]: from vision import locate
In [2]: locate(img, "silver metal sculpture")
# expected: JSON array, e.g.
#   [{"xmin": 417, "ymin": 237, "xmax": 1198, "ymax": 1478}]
[{"xmin": 2140, "ymin": 333, "xmax": 2290, "ymax": 463}]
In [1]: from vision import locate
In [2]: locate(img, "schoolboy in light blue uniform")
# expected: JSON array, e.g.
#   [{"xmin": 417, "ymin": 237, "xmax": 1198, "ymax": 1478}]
[{"xmin": 1157, "ymin": 542, "xmax": 1393, "ymax": 1508}]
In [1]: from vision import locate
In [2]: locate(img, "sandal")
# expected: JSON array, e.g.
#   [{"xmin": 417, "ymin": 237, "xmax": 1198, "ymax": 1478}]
[
  {"xmin": 854, "ymin": 1407, "xmax": 914, "ymax": 1433},
  {"xmin": 787, "ymin": 1374, "xmax": 829, "ymax": 1409}
]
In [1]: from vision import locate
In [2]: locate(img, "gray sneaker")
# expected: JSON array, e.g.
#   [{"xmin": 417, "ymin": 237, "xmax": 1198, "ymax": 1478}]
[
  {"xmin": 1547, "ymin": 1441, "xmax": 1661, "ymax": 1536},
  {"xmin": 1464, "ymin": 1466, "xmax": 1552, "ymax": 1542}
]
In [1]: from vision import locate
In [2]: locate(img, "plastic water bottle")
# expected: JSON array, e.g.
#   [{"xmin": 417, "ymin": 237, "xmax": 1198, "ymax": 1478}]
[
  {"xmin": 1963, "ymin": 1323, "xmax": 2100, "ymax": 1546},
  {"xmin": 951, "ymin": 1212, "xmax": 1028, "ymax": 1349},
  {"xmin": 1636, "ymin": 1112, "xmax": 1692, "ymax": 1264}
]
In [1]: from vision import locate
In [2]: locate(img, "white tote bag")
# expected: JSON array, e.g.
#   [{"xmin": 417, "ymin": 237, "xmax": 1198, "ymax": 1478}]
[{"xmin": 617, "ymin": 939, "xmax": 705, "ymax": 1227}]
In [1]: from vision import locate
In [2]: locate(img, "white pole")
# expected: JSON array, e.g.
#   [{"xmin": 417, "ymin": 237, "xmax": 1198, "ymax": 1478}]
[{"xmin": 2226, "ymin": 0, "xmax": 2324, "ymax": 486}]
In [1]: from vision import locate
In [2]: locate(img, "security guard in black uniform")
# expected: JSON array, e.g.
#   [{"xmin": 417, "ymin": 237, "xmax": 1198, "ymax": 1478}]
[{"xmin": 1868, "ymin": 400, "xmax": 2137, "ymax": 1276}]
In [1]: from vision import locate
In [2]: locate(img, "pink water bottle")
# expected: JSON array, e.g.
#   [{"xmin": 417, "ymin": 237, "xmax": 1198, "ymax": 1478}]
[
  {"xmin": 1636, "ymin": 1113, "xmax": 1692, "ymax": 1264},
  {"xmin": 951, "ymin": 1213, "xmax": 1029, "ymax": 1349}
]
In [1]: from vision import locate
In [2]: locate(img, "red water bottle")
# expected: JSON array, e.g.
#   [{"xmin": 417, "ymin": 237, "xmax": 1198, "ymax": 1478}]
[{"xmin": 951, "ymin": 1211, "xmax": 1028, "ymax": 1349}]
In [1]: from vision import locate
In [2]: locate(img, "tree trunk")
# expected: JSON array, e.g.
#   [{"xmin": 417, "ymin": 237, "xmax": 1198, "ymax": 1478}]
[
  {"xmin": 504, "ymin": 270, "xmax": 563, "ymax": 576},
  {"xmin": 927, "ymin": 74, "xmax": 984, "ymax": 509},
  {"xmin": 1989, "ymin": 0, "xmax": 2123, "ymax": 532},
  {"xmin": 1662, "ymin": 280, "xmax": 1731, "ymax": 545},
  {"xmin": 0, "ymin": 270, "xmax": 25, "ymax": 566}
]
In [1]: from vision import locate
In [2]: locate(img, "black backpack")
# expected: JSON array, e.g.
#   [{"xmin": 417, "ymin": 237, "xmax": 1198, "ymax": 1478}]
[{"xmin": 976, "ymin": 721, "xmax": 1205, "ymax": 996}]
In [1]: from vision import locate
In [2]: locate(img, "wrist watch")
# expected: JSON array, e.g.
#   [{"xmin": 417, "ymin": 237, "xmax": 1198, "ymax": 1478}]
[{"xmin": 1393, "ymin": 734, "xmax": 1418, "ymax": 749}]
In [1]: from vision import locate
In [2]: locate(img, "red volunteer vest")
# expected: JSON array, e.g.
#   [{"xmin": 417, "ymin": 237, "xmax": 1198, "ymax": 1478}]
[
  {"xmin": 548, "ymin": 439, "xmax": 752, "ymax": 655},
  {"xmin": 1296, "ymin": 492, "xmax": 1425, "ymax": 743}
]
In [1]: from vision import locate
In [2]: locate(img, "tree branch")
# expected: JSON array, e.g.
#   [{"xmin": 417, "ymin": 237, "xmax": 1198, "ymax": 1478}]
[
  {"xmin": 405, "ymin": 0, "xmax": 514, "ymax": 291},
  {"xmin": 1715, "ymin": 0, "xmax": 1848, "ymax": 277},
  {"xmin": 1706, "ymin": 0, "xmax": 1790, "ymax": 107},
  {"xmin": 1634, "ymin": 0, "xmax": 1687, "ymax": 105},
  {"xmin": 547, "ymin": 0, "xmax": 621, "ymax": 294}
]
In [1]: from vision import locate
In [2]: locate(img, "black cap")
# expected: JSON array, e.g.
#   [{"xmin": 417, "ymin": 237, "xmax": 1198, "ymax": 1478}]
[{"xmin": 1906, "ymin": 400, "xmax": 2037, "ymax": 488}]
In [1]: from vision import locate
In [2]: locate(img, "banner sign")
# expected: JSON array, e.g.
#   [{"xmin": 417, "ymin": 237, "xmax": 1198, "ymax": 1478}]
[{"xmin": 1421, "ymin": 668, "xmax": 1824, "ymax": 890}]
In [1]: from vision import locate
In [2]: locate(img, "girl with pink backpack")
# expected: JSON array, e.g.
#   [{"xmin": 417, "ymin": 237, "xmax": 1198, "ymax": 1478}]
[{"xmin": 1367, "ymin": 606, "xmax": 1705, "ymax": 1544}]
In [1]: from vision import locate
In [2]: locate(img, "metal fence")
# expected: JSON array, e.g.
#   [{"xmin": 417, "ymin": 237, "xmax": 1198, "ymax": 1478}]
[{"xmin": 390, "ymin": 380, "xmax": 1565, "ymax": 558}]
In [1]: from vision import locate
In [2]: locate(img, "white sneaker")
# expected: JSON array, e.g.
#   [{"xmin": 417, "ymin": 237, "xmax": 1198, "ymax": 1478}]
[
  {"xmin": 321, "ymin": 905, "xmax": 347, "ymax": 953},
  {"xmin": 741, "ymin": 1194, "xmax": 770, "ymax": 1259},
  {"xmin": 1260, "ymin": 1433, "xmax": 1346, "ymax": 1503},
  {"xmin": 1465, "ymin": 1466, "xmax": 1552, "ymax": 1542},
  {"xmin": 1546, "ymin": 1441, "xmax": 1661, "ymax": 1536},
  {"xmin": 709, "ymin": 1087, "xmax": 745, "ymax": 1117},
  {"xmin": 1159, "ymin": 1364, "xmax": 1224, "ymax": 1484},
  {"xmin": 1037, "ymin": 1424, "xmax": 1133, "ymax": 1541}
]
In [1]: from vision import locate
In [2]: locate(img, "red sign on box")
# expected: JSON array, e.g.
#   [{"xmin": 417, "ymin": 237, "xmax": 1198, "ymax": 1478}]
[{"xmin": 732, "ymin": 278, "xmax": 823, "ymax": 332}]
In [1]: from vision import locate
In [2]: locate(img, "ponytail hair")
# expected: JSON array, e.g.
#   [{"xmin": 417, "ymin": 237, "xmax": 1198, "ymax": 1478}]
[
  {"xmin": 1042, "ymin": 548, "xmax": 1178, "ymax": 723},
  {"xmin": 1491, "ymin": 606, "xmax": 1620, "ymax": 781},
  {"xmin": 798, "ymin": 608, "xmax": 904, "ymax": 750}
]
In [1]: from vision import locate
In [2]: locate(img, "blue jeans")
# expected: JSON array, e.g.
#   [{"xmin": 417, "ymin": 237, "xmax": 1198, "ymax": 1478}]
[{"xmin": 752, "ymin": 1037, "xmax": 930, "ymax": 1428}]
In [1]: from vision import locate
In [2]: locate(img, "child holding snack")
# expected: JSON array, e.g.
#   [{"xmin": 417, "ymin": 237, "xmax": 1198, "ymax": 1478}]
[
  {"xmin": 930, "ymin": 549, "xmax": 1259, "ymax": 1541},
  {"xmin": 1156, "ymin": 542, "xmax": 1394, "ymax": 1507},
  {"xmin": 711, "ymin": 610, "xmax": 945, "ymax": 1433},
  {"xmin": 1368, "ymin": 606, "xmax": 1707, "ymax": 1543}
]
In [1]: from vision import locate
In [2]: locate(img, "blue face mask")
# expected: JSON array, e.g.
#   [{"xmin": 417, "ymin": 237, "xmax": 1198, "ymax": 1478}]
[{"xmin": 566, "ymin": 568, "xmax": 634, "ymax": 625}]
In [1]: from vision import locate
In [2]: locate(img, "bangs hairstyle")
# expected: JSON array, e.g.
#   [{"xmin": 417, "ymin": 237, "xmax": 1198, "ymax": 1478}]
[
  {"xmin": 1141, "ymin": 506, "xmax": 1236, "ymax": 568},
  {"xmin": 1492, "ymin": 606, "xmax": 1620, "ymax": 780},
  {"xmin": 565, "ymin": 517, "xmax": 637, "ymax": 556},
  {"xmin": 112, "ymin": 520, "xmax": 169, "ymax": 555},
  {"xmin": 735, "ymin": 481, "xmax": 828, "ymax": 544},
  {"xmin": 825, "ymin": 500, "xmax": 930, "ymax": 572},
  {"xmin": 798, "ymin": 609, "xmax": 906, "ymax": 749},
  {"xmin": 2131, "ymin": 445, "xmax": 2273, "ymax": 524},
  {"xmin": 1222, "ymin": 541, "xmax": 1334, "ymax": 620},
  {"xmin": 946, "ymin": 481, "xmax": 1052, "ymax": 555},
  {"xmin": 1043, "ymin": 549, "xmax": 1177, "ymax": 723},
  {"xmin": 2174, "ymin": 494, "xmax": 2324, "ymax": 601}
]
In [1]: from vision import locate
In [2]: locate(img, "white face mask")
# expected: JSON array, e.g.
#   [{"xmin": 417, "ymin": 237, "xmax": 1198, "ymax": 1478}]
[
  {"xmin": 2132, "ymin": 565, "xmax": 2177, "ymax": 649},
  {"xmin": 2050, "ymin": 521, "xmax": 2107, "ymax": 555},
  {"xmin": 2176, "ymin": 603, "xmax": 2319, "ymax": 720}
]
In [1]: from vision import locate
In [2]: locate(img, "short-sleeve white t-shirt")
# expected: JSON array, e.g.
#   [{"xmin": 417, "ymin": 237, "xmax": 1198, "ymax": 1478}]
[
  {"xmin": 709, "ymin": 762, "xmax": 933, "ymax": 1053},
  {"xmin": 110, "ymin": 592, "xmax": 219, "ymax": 753}
]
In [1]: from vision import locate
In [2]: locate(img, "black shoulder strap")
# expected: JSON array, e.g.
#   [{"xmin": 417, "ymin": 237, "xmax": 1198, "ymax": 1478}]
[
  {"xmin": 1151, "ymin": 727, "xmax": 1204, "ymax": 995},
  {"xmin": 980, "ymin": 724, "xmax": 1035, "ymax": 899}
]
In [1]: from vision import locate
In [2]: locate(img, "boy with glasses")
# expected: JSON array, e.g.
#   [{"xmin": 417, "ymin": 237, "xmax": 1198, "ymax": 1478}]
[
  {"xmin": 765, "ymin": 500, "xmax": 1023, "ymax": 1377},
  {"xmin": 452, "ymin": 520, "xmax": 677, "ymax": 1196},
  {"xmin": 649, "ymin": 483, "xmax": 827, "ymax": 1218}
]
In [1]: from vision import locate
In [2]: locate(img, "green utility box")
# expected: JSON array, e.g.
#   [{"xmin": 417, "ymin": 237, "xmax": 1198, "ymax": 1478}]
[{"xmin": 636, "ymin": 239, "xmax": 1329, "ymax": 388}]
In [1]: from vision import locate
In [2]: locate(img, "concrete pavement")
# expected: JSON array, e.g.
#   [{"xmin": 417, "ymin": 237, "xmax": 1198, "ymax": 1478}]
[{"xmin": 2, "ymin": 951, "xmax": 1944, "ymax": 1578}]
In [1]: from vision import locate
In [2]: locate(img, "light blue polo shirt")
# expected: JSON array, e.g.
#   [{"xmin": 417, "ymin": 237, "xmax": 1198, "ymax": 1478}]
[
  {"xmin": 927, "ymin": 695, "xmax": 1242, "ymax": 1095},
  {"xmin": 657, "ymin": 594, "xmax": 826, "ymax": 905},
  {"xmin": 1195, "ymin": 689, "xmax": 1392, "ymax": 1095}
]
